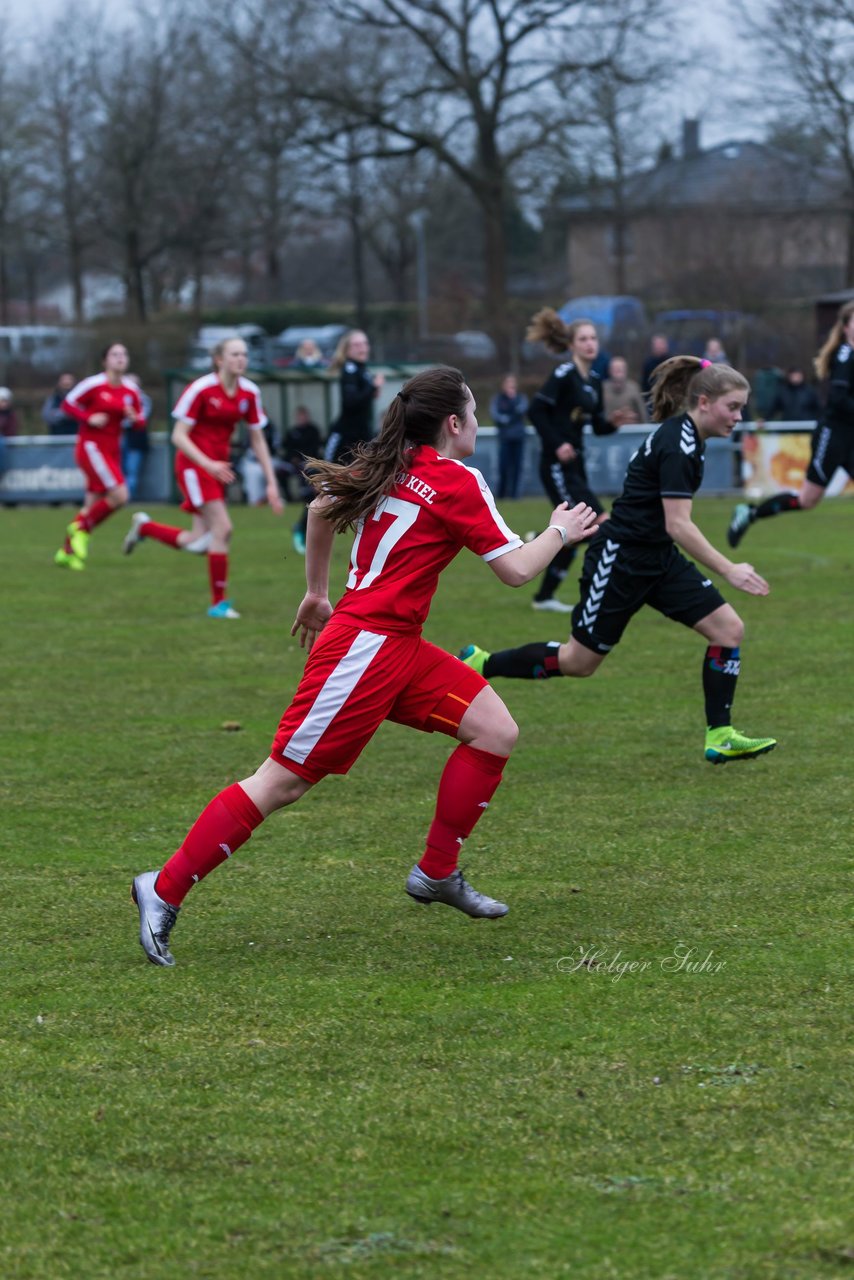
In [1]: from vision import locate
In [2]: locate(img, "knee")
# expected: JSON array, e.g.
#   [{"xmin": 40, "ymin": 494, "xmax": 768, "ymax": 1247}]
[
  {"xmin": 493, "ymin": 711, "xmax": 519, "ymax": 757},
  {"xmin": 716, "ymin": 614, "xmax": 745, "ymax": 648},
  {"xmin": 111, "ymin": 484, "xmax": 129, "ymax": 508}
]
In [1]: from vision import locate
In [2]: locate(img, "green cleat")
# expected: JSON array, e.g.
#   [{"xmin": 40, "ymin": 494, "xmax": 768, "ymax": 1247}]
[
  {"xmin": 705, "ymin": 726, "xmax": 776, "ymax": 764},
  {"xmin": 54, "ymin": 548, "xmax": 84, "ymax": 571},
  {"xmin": 458, "ymin": 644, "xmax": 490, "ymax": 676},
  {"xmin": 67, "ymin": 521, "xmax": 90, "ymax": 561},
  {"xmin": 726, "ymin": 502, "xmax": 754, "ymax": 549}
]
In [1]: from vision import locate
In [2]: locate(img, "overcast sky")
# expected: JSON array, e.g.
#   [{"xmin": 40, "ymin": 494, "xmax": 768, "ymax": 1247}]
[{"xmin": 20, "ymin": 0, "xmax": 768, "ymax": 150}]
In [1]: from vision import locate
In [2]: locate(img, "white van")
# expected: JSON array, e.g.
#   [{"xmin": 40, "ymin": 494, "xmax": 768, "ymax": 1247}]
[
  {"xmin": 0, "ymin": 326, "xmax": 88, "ymax": 373},
  {"xmin": 188, "ymin": 324, "xmax": 270, "ymax": 371}
]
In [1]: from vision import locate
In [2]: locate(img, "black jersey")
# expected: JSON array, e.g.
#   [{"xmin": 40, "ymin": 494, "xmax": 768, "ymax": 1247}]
[
  {"xmin": 605, "ymin": 413, "xmax": 704, "ymax": 549},
  {"xmin": 822, "ymin": 343, "xmax": 854, "ymax": 435},
  {"xmin": 332, "ymin": 360, "xmax": 376, "ymax": 444},
  {"xmin": 529, "ymin": 360, "xmax": 612, "ymax": 457}
]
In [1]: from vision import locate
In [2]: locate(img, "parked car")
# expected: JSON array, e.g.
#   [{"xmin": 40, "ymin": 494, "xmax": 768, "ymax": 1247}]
[
  {"xmin": 271, "ymin": 325, "xmax": 349, "ymax": 367},
  {"xmin": 652, "ymin": 310, "xmax": 782, "ymax": 367},
  {"xmin": 187, "ymin": 324, "xmax": 271, "ymax": 371},
  {"xmin": 558, "ymin": 296, "xmax": 648, "ymax": 349}
]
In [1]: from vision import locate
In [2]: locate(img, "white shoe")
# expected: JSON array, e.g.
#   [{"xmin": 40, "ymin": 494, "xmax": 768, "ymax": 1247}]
[
  {"xmin": 532, "ymin": 598, "xmax": 573, "ymax": 613},
  {"xmin": 122, "ymin": 511, "xmax": 150, "ymax": 555}
]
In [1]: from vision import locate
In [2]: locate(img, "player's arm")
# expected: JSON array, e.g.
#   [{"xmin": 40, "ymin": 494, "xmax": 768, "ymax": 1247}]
[
  {"xmin": 488, "ymin": 502, "xmax": 599, "ymax": 587},
  {"xmin": 291, "ymin": 495, "xmax": 336, "ymax": 650},
  {"xmin": 662, "ymin": 497, "xmax": 769, "ymax": 596},
  {"xmin": 62, "ymin": 391, "xmax": 103, "ymax": 428},
  {"xmin": 248, "ymin": 425, "xmax": 284, "ymax": 514},
  {"xmin": 171, "ymin": 417, "xmax": 234, "ymax": 483}
]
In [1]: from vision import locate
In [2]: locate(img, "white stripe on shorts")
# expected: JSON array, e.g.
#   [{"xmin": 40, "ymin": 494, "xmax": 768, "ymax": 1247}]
[
  {"xmin": 84, "ymin": 439, "xmax": 116, "ymax": 488},
  {"xmin": 283, "ymin": 629, "xmax": 387, "ymax": 765},
  {"xmin": 184, "ymin": 467, "xmax": 205, "ymax": 509}
]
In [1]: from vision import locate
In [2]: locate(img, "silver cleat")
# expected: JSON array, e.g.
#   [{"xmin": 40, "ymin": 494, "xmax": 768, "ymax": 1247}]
[
  {"xmin": 131, "ymin": 870, "xmax": 179, "ymax": 966},
  {"xmin": 123, "ymin": 511, "xmax": 150, "ymax": 555},
  {"xmin": 405, "ymin": 865, "xmax": 509, "ymax": 918}
]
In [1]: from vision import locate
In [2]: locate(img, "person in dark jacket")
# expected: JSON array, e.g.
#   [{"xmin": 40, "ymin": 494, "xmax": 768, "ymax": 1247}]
[
  {"xmin": 490, "ymin": 374, "xmax": 528, "ymax": 499},
  {"xmin": 761, "ymin": 368, "xmax": 821, "ymax": 423},
  {"xmin": 525, "ymin": 308, "xmax": 617, "ymax": 612},
  {"xmin": 728, "ymin": 301, "xmax": 854, "ymax": 546},
  {"xmin": 324, "ymin": 330, "xmax": 384, "ymax": 463},
  {"xmin": 41, "ymin": 373, "xmax": 77, "ymax": 434},
  {"xmin": 279, "ymin": 405, "xmax": 325, "ymax": 553}
]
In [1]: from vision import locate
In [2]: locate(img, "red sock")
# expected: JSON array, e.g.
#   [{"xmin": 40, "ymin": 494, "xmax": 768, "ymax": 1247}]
[
  {"xmin": 155, "ymin": 782, "xmax": 263, "ymax": 906},
  {"xmin": 418, "ymin": 743, "xmax": 508, "ymax": 880},
  {"xmin": 76, "ymin": 498, "xmax": 114, "ymax": 532},
  {"xmin": 208, "ymin": 552, "xmax": 228, "ymax": 604},
  {"xmin": 141, "ymin": 520, "xmax": 183, "ymax": 548}
]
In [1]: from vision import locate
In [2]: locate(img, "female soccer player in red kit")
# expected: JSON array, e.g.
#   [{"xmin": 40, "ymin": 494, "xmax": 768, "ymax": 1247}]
[
  {"xmin": 54, "ymin": 342, "xmax": 145, "ymax": 569},
  {"xmin": 122, "ymin": 336, "xmax": 283, "ymax": 618},
  {"xmin": 131, "ymin": 365, "xmax": 598, "ymax": 965}
]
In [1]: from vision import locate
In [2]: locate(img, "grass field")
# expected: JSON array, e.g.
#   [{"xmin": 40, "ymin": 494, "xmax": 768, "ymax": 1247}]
[{"xmin": 1, "ymin": 497, "xmax": 851, "ymax": 1280}]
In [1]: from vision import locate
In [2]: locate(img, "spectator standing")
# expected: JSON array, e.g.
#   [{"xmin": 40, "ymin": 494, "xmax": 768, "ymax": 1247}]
[
  {"xmin": 53, "ymin": 343, "xmax": 146, "ymax": 571},
  {"xmin": 130, "ymin": 365, "xmax": 599, "ymax": 966},
  {"xmin": 602, "ymin": 356, "xmax": 648, "ymax": 427},
  {"xmin": 325, "ymin": 330, "xmax": 384, "ymax": 463},
  {"xmin": 0, "ymin": 386, "xmax": 18, "ymax": 480},
  {"xmin": 641, "ymin": 333, "xmax": 670, "ymax": 401},
  {"xmin": 41, "ymin": 373, "xmax": 77, "ymax": 434},
  {"xmin": 703, "ymin": 337, "xmax": 728, "ymax": 364},
  {"xmin": 761, "ymin": 368, "xmax": 820, "ymax": 423},
  {"xmin": 278, "ymin": 405, "xmax": 324, "ymax": 553},
  {"xmin": 293, "ymin": 338, "xmax": 327, "ymax": 370},
  {"xmin": 489, "ymin": 374, "xmax": 528, "ymax": 499},
  {"xmin": 121, "ymin": 373, "xmax": 152, "ymax": 500}
]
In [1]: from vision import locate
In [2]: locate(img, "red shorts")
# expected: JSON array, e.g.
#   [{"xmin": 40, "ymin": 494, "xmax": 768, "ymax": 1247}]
[
  {"xmin": 270, "ymin": 622, "xmax": 488, "ymax": 784},
  {"xmin": 75, "ymin": 436, "xmax": 124, "ymax": 494},
  {"xmin": 176, "ymin": 456, "xmax": 227, "ymax": 513}
]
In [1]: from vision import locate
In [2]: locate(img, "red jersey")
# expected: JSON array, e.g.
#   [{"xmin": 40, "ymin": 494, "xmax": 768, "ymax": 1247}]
[
  {"xmin": 172, "ymin": 373, "xmax": 267, "ymax": 462},
  {"xmin": 331, "ymin": 444, "xmax": 522, "ymax": 635},
  {"xmin": 62, "ymin": 375, "xmax": 145, "ymax": 454}
]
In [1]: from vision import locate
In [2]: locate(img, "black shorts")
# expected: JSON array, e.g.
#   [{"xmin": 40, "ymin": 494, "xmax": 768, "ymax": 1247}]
[
  {"xmin": 806, "ymin": 424, "xmax": 854, "ymax": 487},
  {"xmin": 539, "ymin": 455, "xmax": 606, "ymax": 516},
  {"xmin": 571, "ymin": 533, "xmax": 726, "ymax": 654}
]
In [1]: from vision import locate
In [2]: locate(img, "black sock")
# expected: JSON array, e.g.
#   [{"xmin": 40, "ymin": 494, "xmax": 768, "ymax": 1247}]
[
  {"xmin": 533, "ymin": 545, "xmax": 576, "ymax": 602},
  {"xmin": 703, "ymin": 646, "xmax": 740, "ymax": 727},
  {"xmin": 485, "ymin": 641, "xmax": 563, "ymax": 680},
  {"xmin": 754, "ymin": 492, "xmax": 801, "ymax": 520}
]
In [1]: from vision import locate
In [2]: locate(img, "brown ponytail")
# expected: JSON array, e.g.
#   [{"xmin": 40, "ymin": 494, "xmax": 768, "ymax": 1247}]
[{"xmin": 306, "ymin": 365, "xmax": 470, "ymax": 532}]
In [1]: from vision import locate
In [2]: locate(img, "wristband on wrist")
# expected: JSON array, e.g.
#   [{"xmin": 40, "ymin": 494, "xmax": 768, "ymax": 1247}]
[{"xmin": 548, "ymin": 524, "xmax": 568, "ymax": 546}]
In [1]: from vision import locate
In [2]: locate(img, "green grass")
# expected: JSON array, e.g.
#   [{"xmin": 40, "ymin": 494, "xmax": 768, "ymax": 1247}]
[{"xmin": 1, "ymin": 498, "xmax": 851, "ymax": 1280}]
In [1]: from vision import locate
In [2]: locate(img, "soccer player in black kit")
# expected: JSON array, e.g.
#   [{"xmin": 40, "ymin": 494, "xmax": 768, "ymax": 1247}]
[
  {"xmin": 324, "ymin": 329, "xmax": 384, "ymax": 464},
  {"xmin": 461, "ymin": 357, "xmax": 777, "ymax": 763},
  {"xmin": 728, "ymin": 299, "xmax": 854, "ymax": 546},
  {"xmin": 526, "ymin": 309, "xmax": 617, "ymax": 612}
]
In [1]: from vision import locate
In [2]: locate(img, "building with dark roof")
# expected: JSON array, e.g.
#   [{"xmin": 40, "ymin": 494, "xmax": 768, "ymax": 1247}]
[{"xmin": 562, "ymin": 121, "xmax": 852, "ymax": 305}]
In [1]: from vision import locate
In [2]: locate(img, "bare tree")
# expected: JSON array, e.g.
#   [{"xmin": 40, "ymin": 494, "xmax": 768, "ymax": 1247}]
[
  {"xmin": 231, "ymin": 0, "xmax": 661, "ymax": 361},
  {"xmin": 747, "ymin": 0, "xmax": 854, "ymax": 284}
]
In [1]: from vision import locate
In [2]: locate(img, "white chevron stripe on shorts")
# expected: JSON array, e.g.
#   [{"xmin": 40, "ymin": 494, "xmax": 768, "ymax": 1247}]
[{"xmin": 580, "ymin": 538, "xmax": 619, "ymax": 632}]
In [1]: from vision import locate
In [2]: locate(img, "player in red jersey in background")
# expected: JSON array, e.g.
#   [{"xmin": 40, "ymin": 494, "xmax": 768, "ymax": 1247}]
[
  {"xmin": 122, "ymin": 335, "xmax": 283, "ymax": 618},
  {"xmin": 54, "ymin": 342, "xmax": 146, "ymax": 570},
  {"xmin": 131, "ymin": 365, "xmax": 599, "ymax": 965}
]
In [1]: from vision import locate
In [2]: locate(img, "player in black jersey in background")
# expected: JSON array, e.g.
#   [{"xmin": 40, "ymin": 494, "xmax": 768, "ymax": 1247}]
[
  {"xmin": 324, "ymin": 329, "xmax": 385, "ymax": 464},
  {"xmin": 461, "ymin": 357, "xmax": 777, "ymax": 763},
  {"xmin": 728, "ymin": 299, "xmax": 854, "ymax": 546},
  {"xmin": 526, "ymin": 309, "xmax": 618, "ymax": 613}
]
